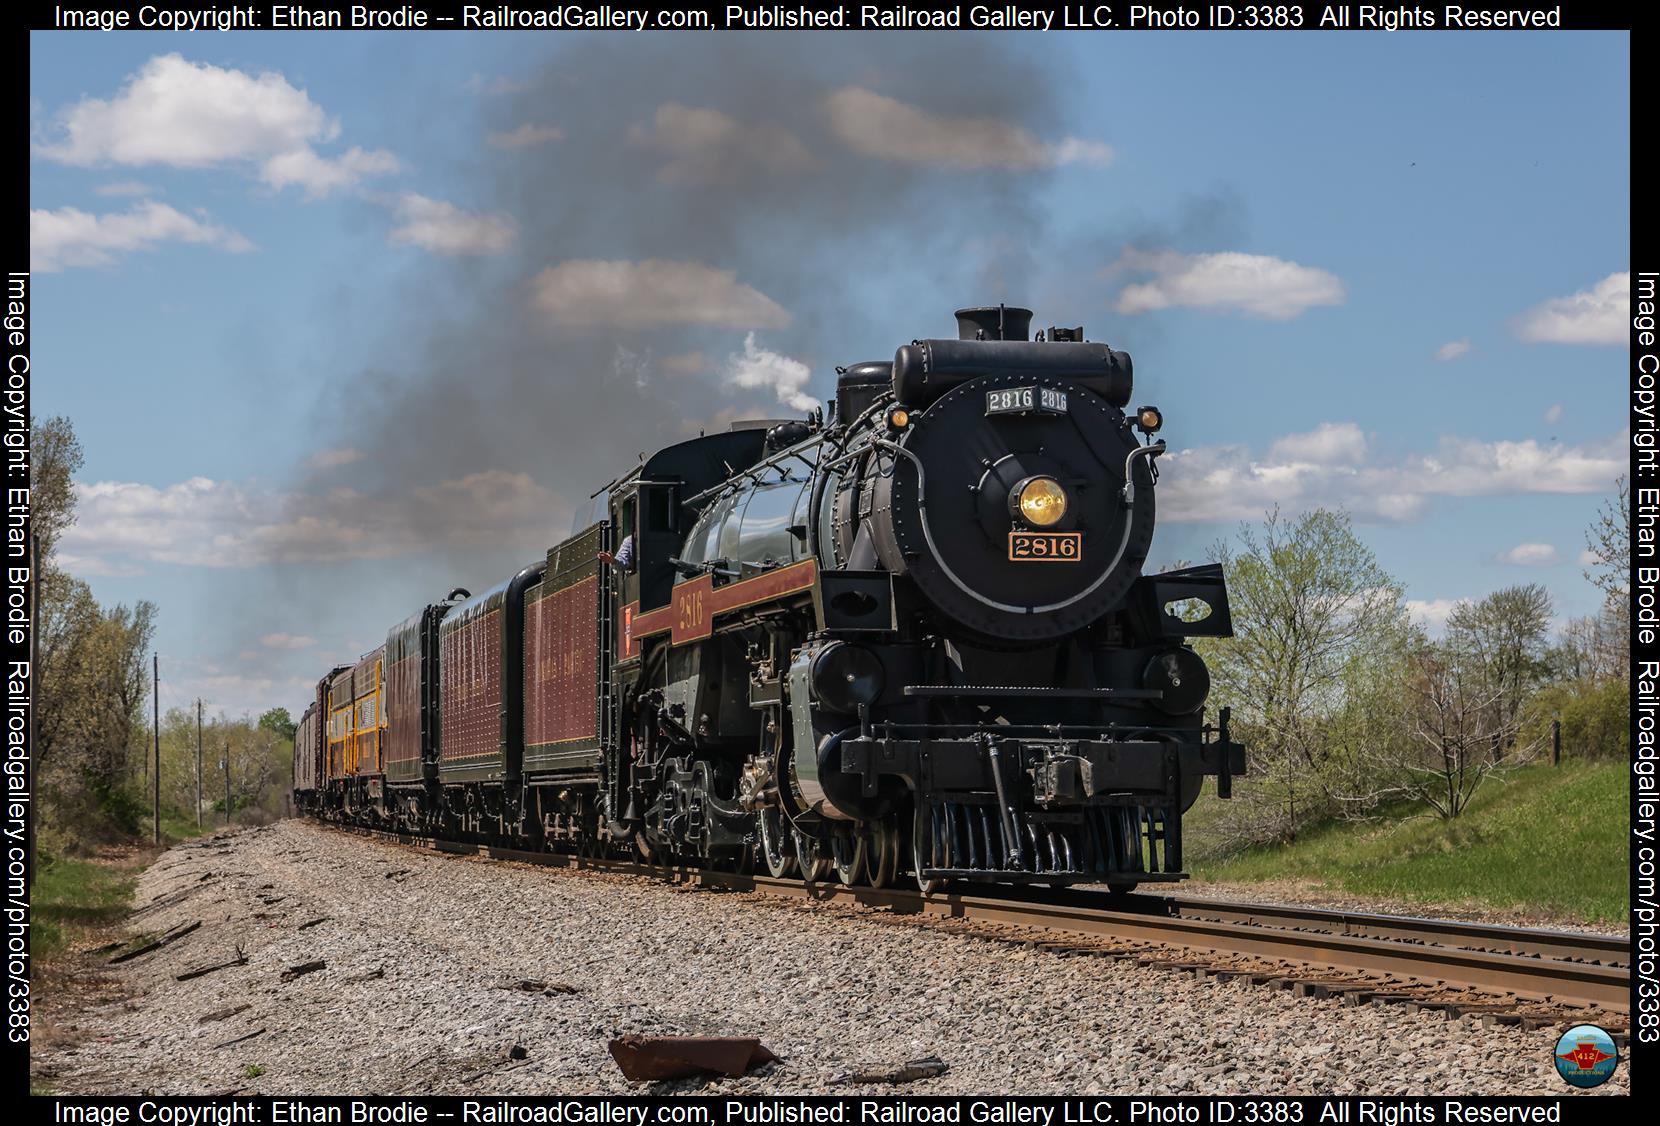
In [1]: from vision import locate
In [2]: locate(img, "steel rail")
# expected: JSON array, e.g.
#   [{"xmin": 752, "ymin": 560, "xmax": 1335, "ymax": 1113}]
[
  {"xmin": 329, "ymin": 826, "xmax": 1630, "ymax": 1011},
  {"xmin": 1156, "ymin": 896, "xmax": 1628, "ymax": 966}
]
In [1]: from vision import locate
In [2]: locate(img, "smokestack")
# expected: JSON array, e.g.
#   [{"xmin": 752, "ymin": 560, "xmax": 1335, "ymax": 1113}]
[{"xmin": 955, "ymin": 305, "xmax": 1033, "ymax": 341}]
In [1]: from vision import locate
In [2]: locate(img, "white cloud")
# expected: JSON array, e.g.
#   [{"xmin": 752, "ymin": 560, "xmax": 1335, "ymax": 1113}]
[
  {"xmin": 387, "ymin": 193, "xmax": 514, "ymax": 256},
  {"xmin": 308, "ymin": 447, "xmax": 363, "ymax": 469},
  {"xmin": 95, "ymin": 180, "xmax": 155, "ymax": 196},
  {"xmin": 1434, "ymin": 339, "xmax": 1471, "ymax": 362},
  {"xmin": 628, "ymin": 103, "xmax": 815, "ymax": 184},
  {"xmin": 39, "ymin": 53, "xmax": 397, "ymax": 196},
  {"xmin": 1513, "ymin": 272, "xmax": 1627, "ymax": 346},
  {"xmin": 528, "ymin": 259, "xmax": 790, "ymax": 330},
  {"xmin": 1407, "ymin": 598, "xmax": 1466, "ymax": 633},
  {"xmin": 53, "ymin": 552, "xmax": 143, "ymax": 578},
  {"xmin": 1579, "ymin": 547, "xmax": 1601, "ymax": 566},
  {"xmin": 488, "ymin": 123, "xmax": 563, "ymax": 149},
  {"xmin": 60, "ymin": 470, "xmax": 565, "ymax": 573},
  {"xmin": 1266, "ymin": 422, "xmax": 1367, "ymax": 466},
  {"xmin": 1544, "ymin": 404, "xmax": 1564, "ymax": 425},
  {"xmin": 261, "ymin": 145, "xmax": 399, "ymax": 197},
  {"xmin": 1497, "ymin": 542, "xmax": 1559, "ymax": 566},
  {"xmin": 825, "ymin": 87, "xmax": 1112, "ymax": 170},
  {"xmin": 260, "ymin": 633, "xmax": 316, "ymax": 650},
  {"xmin": 30, "ymin": 200, "xmax": 252, "ymax": 272},
  {"xmin": 725, "ymin": 333, "xmax": 817, "ymax": 413},
  {"xmin": 1158, "ymin": 427, "xmax": 1626, "ymax": 525},
  {"xmin": 1111, "ymin": 250, "xmax": 1345, "ymax": 320}
]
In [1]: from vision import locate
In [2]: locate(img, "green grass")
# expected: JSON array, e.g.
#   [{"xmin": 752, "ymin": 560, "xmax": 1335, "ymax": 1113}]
[
  {"xmin": 1192, "ymin": 760, "xmax": 1630, "ymax": 924},
  {"xmin": 159, "ymin": 808, "xmax": 214, "ymax": 843},
  {"xmin": 32, "ymin": 855, "xmax": 141, "ymax": 958}
]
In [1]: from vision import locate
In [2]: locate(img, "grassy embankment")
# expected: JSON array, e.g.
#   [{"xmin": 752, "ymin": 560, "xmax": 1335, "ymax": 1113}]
[
  {"xmin": 35, "ymin": 811, "xmax": 211, "ymax": 958},
  {"xmin": 1187, "ymin": 760, "xmax": 1629, "ymax": 924},
  {"xmin": 31, "ymin": 817, "xmax": 217, "ymax": 1092},
  {"xmin": 32, "ymin": 853, "xmax": 144, "ymax": 960}
]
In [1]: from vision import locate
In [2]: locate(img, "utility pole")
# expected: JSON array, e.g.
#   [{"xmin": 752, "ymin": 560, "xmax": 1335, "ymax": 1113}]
[
  {"xmin": 152, "ymin": 652, "xmax": 160, "ymax": 845},
  {"xmin": 196, "ymin": 699, "xmax": 204, "ymax": 829},
  {"xmin": 224, "ymin": 742, "xmax": 232, "ymax": 826}
]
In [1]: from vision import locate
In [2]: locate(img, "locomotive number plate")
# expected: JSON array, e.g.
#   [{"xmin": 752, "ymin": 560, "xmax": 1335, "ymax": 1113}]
[
  {"xmin": 1008, "ymin": 531, "xmax": 1082, "ymax": 562},
  {"xmin": 986, "ymin": 385, "xmax": 1068, "ymax": 417}
]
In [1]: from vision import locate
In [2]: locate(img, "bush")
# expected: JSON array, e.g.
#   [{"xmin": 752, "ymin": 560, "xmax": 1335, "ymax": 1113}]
[
  {"xmin": 1524, "ymin": 679, "xmax": 1630, "ymax": 761},
  {"xmin": 89, "ymin": 776, "xmax": 150, "ymax": 835}
]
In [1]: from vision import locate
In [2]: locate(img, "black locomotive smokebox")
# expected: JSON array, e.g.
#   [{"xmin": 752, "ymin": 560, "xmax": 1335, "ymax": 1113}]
[{"xmin": 868, "ymin": 372, "xmax": 1155, "ymax": 645}]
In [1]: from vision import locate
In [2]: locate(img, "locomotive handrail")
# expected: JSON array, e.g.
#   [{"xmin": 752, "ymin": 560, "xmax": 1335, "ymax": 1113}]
[
  {"xmin": 667, "ymin": 555, "xmax": 740, "ymax": 578},
  {"xmin": 682, "ymin": 434, "xmax": 828, "ymax": 509},
  {"xmin": 1121, "ymin": 440, "xmax": 1166, "ymax": 506}
]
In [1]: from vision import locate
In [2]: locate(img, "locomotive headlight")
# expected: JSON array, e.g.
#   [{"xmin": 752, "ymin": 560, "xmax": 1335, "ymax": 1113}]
[
  {"xmin": 1015, "ymin": 476, "xmax": 1069, "ymax": 526},
  {"xmin": 1136, "ymin": 406, "xmax": 1164, "ymax": 434},
  {"xmin": 886, "ymin": 405, "xmax": 911, "ymax": 430}
]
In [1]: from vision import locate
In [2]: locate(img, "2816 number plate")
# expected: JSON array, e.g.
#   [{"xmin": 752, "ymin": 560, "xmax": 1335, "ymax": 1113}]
[
  {"xmin": 1008, "ymin": 531, "xmax": 1082, "ymax": 562},
  {"xmin": 986, "ymin": 385, "xmax": 1068, "ymax": 417}
]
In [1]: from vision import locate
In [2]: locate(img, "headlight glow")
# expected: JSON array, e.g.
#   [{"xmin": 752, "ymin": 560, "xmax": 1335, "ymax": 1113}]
[{"xmin": 1017, "ymin": 477, "xmax": 1068, "ymax": 526}]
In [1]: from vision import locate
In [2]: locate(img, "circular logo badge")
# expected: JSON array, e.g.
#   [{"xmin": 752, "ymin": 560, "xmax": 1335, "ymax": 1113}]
[{"xmin": 1553, "ymin": 1024, "xmax": 1619, "ymax": 1089}]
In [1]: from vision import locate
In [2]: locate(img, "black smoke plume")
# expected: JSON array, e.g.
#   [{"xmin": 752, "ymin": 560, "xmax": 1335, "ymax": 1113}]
[{"xmin": 298, "ymin": 34, "xmax": 1114, "ymax": 599}]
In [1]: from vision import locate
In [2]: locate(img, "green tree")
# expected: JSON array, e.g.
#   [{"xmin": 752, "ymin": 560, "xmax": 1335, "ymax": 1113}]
[
  {"xmin": 1583, "ymin": 476, "xmax": 1629, "ymax": 601},
  {"xmin": 1444, "ymin": 584, "xmax": 1553, "ymax": 757},
  {"xmin": 258, "ymin": 707, "xmax": 297, "ymax": 742},
  {"xmin": 1199, "ymin": 507, "xmax": 1410, "ymax": 843},
  {"xmin": 1553, "ymin": 610, "xmax": 1626, "ymax": 683},
  {"xmin": 31, "ymin": 415, "xmax": 162, "ymax": 848},
  {"xmin": 159, "ymin": 710, "xmax": 293, "ymax": 825},
  {"xmin": 31, "ymin": 416, "xmax": 83, "ymax": 562}
]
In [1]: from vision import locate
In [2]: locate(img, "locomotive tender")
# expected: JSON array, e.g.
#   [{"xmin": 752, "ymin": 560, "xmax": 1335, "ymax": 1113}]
[{"xmin": 293, "ymin": 306, "xmax": 1245, "ymax": 892}]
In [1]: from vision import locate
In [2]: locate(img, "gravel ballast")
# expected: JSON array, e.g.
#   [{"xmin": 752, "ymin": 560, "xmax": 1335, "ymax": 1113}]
[{"xmin": 32, "ymin": 821, "xmax": 1627, "ymax": 1096}]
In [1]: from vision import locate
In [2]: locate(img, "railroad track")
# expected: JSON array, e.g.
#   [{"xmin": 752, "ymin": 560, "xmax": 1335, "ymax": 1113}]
[{"xmin": 324, "ymin": 824, "xmax": 1631, "ymax": 1034}]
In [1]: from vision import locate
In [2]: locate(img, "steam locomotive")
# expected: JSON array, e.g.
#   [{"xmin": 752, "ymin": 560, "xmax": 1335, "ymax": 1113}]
[{"xmin": 293, "ymin": 306, "xmax": 1244, "ymax": 892}]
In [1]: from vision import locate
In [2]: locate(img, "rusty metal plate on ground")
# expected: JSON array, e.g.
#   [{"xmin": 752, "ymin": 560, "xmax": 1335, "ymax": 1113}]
[{"xmin": 607, "ymin": 1035, "xmax": 778, "ymax": 1081}]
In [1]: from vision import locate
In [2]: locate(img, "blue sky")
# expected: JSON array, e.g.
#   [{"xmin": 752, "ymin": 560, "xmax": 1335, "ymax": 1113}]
[{"xmin": 29, "ymin": 31, "xmax": 1629, "ymax": 719}]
